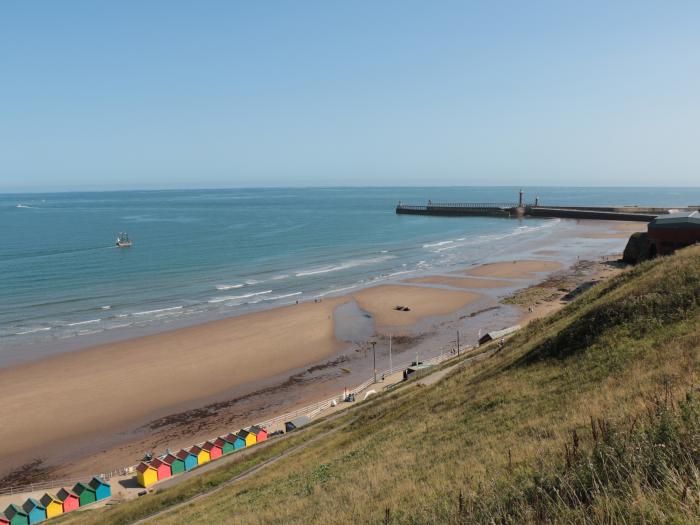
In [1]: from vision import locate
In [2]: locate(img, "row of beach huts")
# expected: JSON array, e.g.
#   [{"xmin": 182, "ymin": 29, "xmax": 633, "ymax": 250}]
[
  {"xmin": 2, "ymin": 477, "xmax": 111, "ymax": 525},
  {"xmin": 135, "ymin": 425, "xmax": 269, "ymax": 488}
]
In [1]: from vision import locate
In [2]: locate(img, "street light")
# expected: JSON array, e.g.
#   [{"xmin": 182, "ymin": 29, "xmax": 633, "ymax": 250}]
[{"xmin": 369, "ymin": 341, "xmax": 377, "ymax": 383}]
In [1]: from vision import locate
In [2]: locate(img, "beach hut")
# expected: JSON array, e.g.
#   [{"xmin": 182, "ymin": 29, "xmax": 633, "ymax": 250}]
[
  {"xmin": 250, "ymin": 425, "xmax": 268, "ymax": 443},
  {"xmin": 225, "ymin": 432, "xmax": 246, "ymax": 450},
  {"xmin": 38, "ymin": 495, "xmax": 62, "ymax": 520},
  {"xmin": 3, "ymin": 505, "xmax": 28, "ymax": 525},
  {"xmin": 55, "ymin": 489, "xmax": 79, "ymax": 513},
  {"xmin": 135, "ymin": 462, "xmax": 158, "ymax": 488},
  {"xmin": 88, "ymin": 477, "xmax": 111, "ymax": 501},
  {"xmin": 72, "ymin": 482, "xmax": 96, "ymax": 507},
  {"xmin": 151, "ymin": 458, "xmax": 172, "ymax": 480},
  {"xmin": 0, "ymin": 514, "xmax": 9, "ymax": 525},
  {"xmin": 21, "ymin": 499, "xmax": 45, "ymax": 524},
  {"xmin": 214, "ymin": 436, "xmax": 235, "ymax": 455},
  {"xmin": 202, "ymin": 440, "xmax": 223, "ymax": 461},
  {"xmin": 176, "ymin": 449, "xmax": 198, "ymax": 471},
  {"xmin": 189, "ymin": 445, "xmax": 211, "ymax": 465},
  {"xmin": 163, "ymin": 453, "xmax": 186, "ymax": 475},
  {"xmin": 285, "ymin": 415, "xmax": 310, "ymax": 432},
  {"xmin": 238, "ymin": 429, "xmax": 256, "ymax": 447}
]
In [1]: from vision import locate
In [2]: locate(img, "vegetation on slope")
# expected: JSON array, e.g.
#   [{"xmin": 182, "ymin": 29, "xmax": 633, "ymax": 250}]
[{"xmin": 65, "ymin": 246, "xmax": 700, "ymax": 524}]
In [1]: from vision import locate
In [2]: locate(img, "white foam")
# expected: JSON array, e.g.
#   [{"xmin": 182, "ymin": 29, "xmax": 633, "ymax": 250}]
[
  {"xmin": 16, "ymin": 327, "xmax": 51, "ymax": 335},
  {"xmin": 132, "ymin": 306, "xmax": 183, "ymax": 316},
  {"xmin": 67, "ymin": 319, "xmax": 101, "ymax": 327},
  {"xmin": 316, "ymin": 285, "xmax": 357, "ymax": 298},
  {"xmin": 208, "ymin": 290, "xmax": 272, "ymax": 304},
  {"xmin": 216, "ymin": 283, "xmax": 244, "ymax": 291},
  {"xmin": 245, "ymin": 279, "xmax": 262, "ymax": 285},
  {"xmin": 100, "ymin": 305, "xmax": 112, "ymax": 310},
  {"xmin": 271, "ymin": 274, "xmax": 289, "ymax": 281},
  {"xmin": 263, "ymin": 291, "xmax": 302, "ymax": 301},
  {"xmin": 295, "ymin": 255, "xmax": 395, "ymax": 277},
  {"xmin": 16, "ymin": 204, "xmax": 34, "ymax": 209},
  {"xmin": 423, "ymin": 240, "xmax": 454, "ymax": 248}
]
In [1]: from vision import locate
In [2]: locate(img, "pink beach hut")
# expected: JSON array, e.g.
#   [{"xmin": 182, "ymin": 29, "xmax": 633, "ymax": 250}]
[
  {"xmin": 202, "ymin": 440, "xmax": 223, "ymax": 461},
  {"xmin": 56, "ymin": 488, "xmax": 79, "ymax": 513},
  {"xmin": 150, "ymin": 458, "xmax": 172, "ymax": 481}
]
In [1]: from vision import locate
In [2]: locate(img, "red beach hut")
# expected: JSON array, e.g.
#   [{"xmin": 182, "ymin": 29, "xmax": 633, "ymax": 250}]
[
  {"xmin": 150, "ymin": 458, "xmax": 172, "ymax": 481},
  {"xmin": 202, "ymin": 440, "xmax": 223, "ymax": 460},
  {"xmin": 250, "ymin": 425, "xmax": 268, "ymax": 443},
  {"xmin": 0, "ymin": 513, "xmax": 9, "ymax": 525},
  {"xmin": 56, "ymin": 488, "xmax": 79, "ymax": 513}
]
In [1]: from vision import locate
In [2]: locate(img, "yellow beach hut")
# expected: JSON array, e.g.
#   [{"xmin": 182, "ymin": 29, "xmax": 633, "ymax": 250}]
[
  {"xmin": 189, "ymin": 445, "xmax": 210, "ymax": 465},
  {"xmin": 238, "ymin": 428, "xmax": 257, "ymax": 447},
  {"xmin": 39, "ymin": 494, "xmax": 63, "ymax": 519},
  {"xmin": 135, "ymin": 462, "xmax": 158, "ymax": 488}
]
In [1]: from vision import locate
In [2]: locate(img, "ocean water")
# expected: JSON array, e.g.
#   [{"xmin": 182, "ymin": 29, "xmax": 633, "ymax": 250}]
[{"xmin": 2, "ymin": 186, "xmax": 699, "ymax": 365}]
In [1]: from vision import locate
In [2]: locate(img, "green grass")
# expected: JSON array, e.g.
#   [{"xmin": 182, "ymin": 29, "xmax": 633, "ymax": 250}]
[{"xmin": 64, "ymin": 246, "xmax": 700, "ymax": 524}]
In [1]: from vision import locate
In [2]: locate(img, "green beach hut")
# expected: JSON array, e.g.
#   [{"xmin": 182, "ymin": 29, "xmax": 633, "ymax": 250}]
[
  {"xmin": 163, "ymin": 453, "xmax": 185, "ymax": 475},
  {"xmin": 3, "ymin": 504, "xmax": 28, "ymax": 525},
  {"xmin": 215, "ymin": 436, "xmax": 234, "ymax": 455},
  {"xmin": 72, "ymin": 482, "xmax": 96, "ymax": 507}
]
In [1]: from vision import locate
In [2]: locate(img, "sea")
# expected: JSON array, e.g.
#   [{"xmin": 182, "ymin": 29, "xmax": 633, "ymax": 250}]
[{"xmin": 2, "ymin": 186, "xmax": 699, "ymax": 366}]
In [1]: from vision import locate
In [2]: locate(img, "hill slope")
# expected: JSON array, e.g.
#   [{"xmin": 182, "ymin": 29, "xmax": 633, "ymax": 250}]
[{"xmin": 65, "ymin": 246, "xmax": 700, "ymax": 525}]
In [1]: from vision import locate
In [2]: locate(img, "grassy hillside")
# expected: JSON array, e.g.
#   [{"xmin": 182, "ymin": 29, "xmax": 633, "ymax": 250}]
[{"xmin": 65, "ymin": 246, "xmax": 700, "ymax": 524}]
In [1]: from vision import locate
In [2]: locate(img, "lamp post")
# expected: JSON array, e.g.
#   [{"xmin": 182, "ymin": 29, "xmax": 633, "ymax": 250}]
[{"xmin": 370, "ymin": 341, "xmax": 377, "ymax": 383}]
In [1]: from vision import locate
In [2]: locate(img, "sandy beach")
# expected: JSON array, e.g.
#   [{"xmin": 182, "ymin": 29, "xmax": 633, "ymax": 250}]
[{"xmin": 0, "ymin": 220, "xmax": 638, "ymax": 486}]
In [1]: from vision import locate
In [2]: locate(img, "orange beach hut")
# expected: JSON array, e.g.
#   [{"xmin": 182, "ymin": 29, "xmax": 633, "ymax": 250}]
[
  {"xmin": 136, "ymin": 462, "xmax": 158, "ymax": 488},
  {"xmin": 189, "ymin": 445, "xmax": 210, "ymax": 465},
  {"xmin": 250, "ymin": 425, "xmax": 268, "ymax": 442},
  {"xmin": 202, "ymin": 440, "xmax": 223, "ymax": 461},
  {"xmin": 39, "ymin": 494, "xmax": 63, "ymax": 519}
]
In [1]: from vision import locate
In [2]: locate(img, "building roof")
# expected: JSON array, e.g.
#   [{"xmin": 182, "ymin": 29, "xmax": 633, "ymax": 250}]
[
  {"xmin": 250, "ymin": 425, "xmax": 266, "ymax": 434},
  {"xmin": 238, "ymin": 429, "xmax": 252, "ymax": 438},
  {"xmin": 73, "ymin": 482, "xmax": 94, "ymax": 494},
  {"xmin": 202, "ymin": 441, "xmax": 220, "ymax": 451},
  {"xmin": 39, "ymin": 494, "xmax": 61, "ymax": 507},
  {"xmin": 189, "ymin": 445, "xmax": 204, "ymax": 454},
  {"xmin": 176, "ymin": 449, "xmax": 195, "ymax": 460},
  {"xmin": 136, "ymin": 462, "xmax": 156, "ymax": 473},
  {"xmin": 163, "ymin": 453, "xmax": 181, "ymax": 465},
  {"xmin": 287, "ymin": 415, "xmax": 311, "ymax": 429},
  {"xmin": 22, "ymin": 498, "xmax": 44, "ymax": 512},
  {"xmin": 479, "ymin": 324, "xmax": 521, "ymax": 343},
  {"xmin": 56, "ymin": 488, "xmax": 78, "ymax": 501},
  {"xmin": 4, "ymin": 504, "xmax": 26, "ymax": 517},
  {"xmin": 650, "ymin": 210, "xmax": 700, "ymax": 228},
  {"xmin": 214, "ymin": 437, "xmax": 229, "ymax": 447},
  {"xmin": 151, "ymin": 458, "xmax": 167, "ymax": 468},
  {"xmin": 225, "ymin": 432, "xmax": 242, "ymax": 442},
  {"xmin": 89, "ymin": 476, "xmax": 109, "ymax": 489}
]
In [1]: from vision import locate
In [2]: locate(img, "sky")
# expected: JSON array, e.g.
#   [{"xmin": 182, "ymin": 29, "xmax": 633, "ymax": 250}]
[{"xmin": 0, "ymin": 1, "xmax": 699, "ymax": 191}]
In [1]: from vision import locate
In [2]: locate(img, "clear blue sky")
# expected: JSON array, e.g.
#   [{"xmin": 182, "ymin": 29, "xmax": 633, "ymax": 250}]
[{"xmin": 1, "ymin": 1, "xmax": 698, "ymax": 191}]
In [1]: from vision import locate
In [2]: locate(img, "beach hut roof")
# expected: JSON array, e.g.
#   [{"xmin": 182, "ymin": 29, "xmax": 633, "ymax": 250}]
[
  {"xmin": 22, "ymin": 498, "xmax": 45, "ymax": 513},
  {"xmin": 73, "ymin": 482, "xmax": 94, "ymax": 494},
  {"xmin": 151, "ymin": 458, "xmax": 166, "ymax": 468},
  {"xmin": 189, "ymin": 445, "xmax": 204, "ymax": 453},
  {"xmin": 224, "ymin": 432, "xmax": 240, "ymax": 442},
  {"xmin": 163, "ymin": 453, "xmax": 180, "ymax": 465},
  {"xmin": 250, "ymin": 425, "xmax": 265, "ymax": 434},
  {"xmin": 39, "ymin": 494, "xmax": 61, "ymax": 507},
  {"xmin": 56, "ymin": 488, "xmax": 78, "ymax": 501},
  {"xmin": 89, "ymin": 476, "xmax": 110, "ymax": 490},
  {"xmin": 214, "ymin": 437, "xmax": 228, "ymax": 446},
  {"xmin": 202, "ymin": 441, "xmax": 219, "ymax": 451},
  {"xmin": 136, "ymin": 462, "xmax": 156, "ymax": 473},
  {"xmin": 0, "ymin": 513, "xmax": 8, "ymax": 524},
  {"xmin": 176, "ymin": 449, "xmax": 195, "ymax": 460},
  {"xmin": 238, "ymin": 429, "xmax": 252, "ymax": 438},
  {"xmin": 478, "ymin": 324, "xmax": 521, "ymax": 344},
  {"xmin": 4, "ymin": 504, "xmax": 27, "ymax": 518}
]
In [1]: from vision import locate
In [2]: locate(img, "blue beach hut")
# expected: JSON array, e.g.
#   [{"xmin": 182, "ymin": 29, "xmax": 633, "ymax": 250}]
[
  {"xmin": 176, "ymin": 449, "xmax": 198, "ymax": 471},
  {"xmin": 21, "ymin": 499, "xmax": 45, "ymax": 524},
  {"xmin": 88, "ymin": 477, "xmax": 111, "ymax": 501},
  {"xmin": 225, "ymin": 432, "xmax": 246, "ymax": 450}
]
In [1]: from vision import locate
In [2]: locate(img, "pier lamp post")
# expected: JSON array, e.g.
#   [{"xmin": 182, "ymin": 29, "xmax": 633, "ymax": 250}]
[{"xmin": 369, "ymin": 341, "xmax": 377, "ymax": 383}]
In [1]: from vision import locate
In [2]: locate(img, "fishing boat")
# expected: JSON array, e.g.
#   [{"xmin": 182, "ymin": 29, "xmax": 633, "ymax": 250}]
[{"xmin": 116, "ymin": 232, "xmax": 133, "ymax": 248}]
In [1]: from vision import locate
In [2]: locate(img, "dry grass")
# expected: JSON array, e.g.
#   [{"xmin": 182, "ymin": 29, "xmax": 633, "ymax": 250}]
[{"xmin": 63, "ymin": 246, "xmax": 700, "ymax": 525}]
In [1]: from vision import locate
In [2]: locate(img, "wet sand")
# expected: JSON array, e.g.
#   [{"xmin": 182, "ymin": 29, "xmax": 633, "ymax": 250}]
[
  {"xmin": 459, "ymin": 260, "xmax": 563, "ymax": 279},
  {"xmin": 404, "ymin": 276, "xmax": 513, "ymax": 289}
]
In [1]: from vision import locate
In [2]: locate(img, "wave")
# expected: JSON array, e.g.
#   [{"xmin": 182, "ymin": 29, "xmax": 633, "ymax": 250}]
[
  {"xmin": 216, "ymin": 283, "xmax": 244, "ymax": 291},
  {"xmin": 15, "ymin": 327, "xmax": 51, "ymax": 335},
  {"xmin": 422, "ymin": 240, "xmax": 454, "ymax": 248},
  {"xmin": 245, "ymin": 279, "xmax": 262, "ymax": 285},
  {"xmin": 67, "ymin": 319, "xmax": 101, "ymax": 327},
  {"xmin": 208, "ymin": 290, "xmax": 272, "ymax": 304},
  {"xmin": 100, "ymin": 305, "xmax": 112, "ymax": 310},
  {"xmin": 263, "ymin": 291, "xmax": 302, "ymax": 301},
  {"xmin": 295, "ymin": 255, "xmax": 395, "ymax": 277},
  {"xmin": 271, "ymin": 274, "xmax": 289, "ymax": 281},
  {"xmin": 16, "ymin": 204, "xmax": 34, "ymax": 209},
  {"xmin": 316, "ymin": 285, "xmax": 357, "ymax": 298},
  {"xmin": 132, "ymin": 306, "xmax": 183, "ymax": 316}
]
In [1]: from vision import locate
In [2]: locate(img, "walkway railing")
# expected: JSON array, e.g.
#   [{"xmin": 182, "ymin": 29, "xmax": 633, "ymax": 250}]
[{"xmin": 397, "ymin": 202, "xmax": 516, "ymax": 210}]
